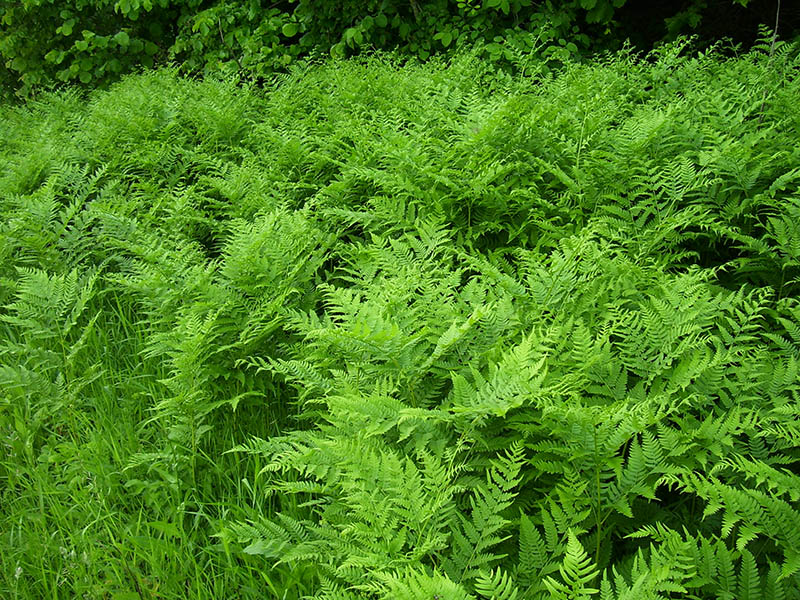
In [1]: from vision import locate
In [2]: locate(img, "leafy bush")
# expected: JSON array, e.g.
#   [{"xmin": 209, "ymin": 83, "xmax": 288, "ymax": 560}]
[
  {"xmin": 0, "ymin": 0, "xmax": 177, "ymax": 96},
  {"xmin": 0, "ymin": 0, "xmax": 776, "ymax": 98},
  {"xmin": 2, "ymin": 39, "xmax": 800, "ymax": 597}
]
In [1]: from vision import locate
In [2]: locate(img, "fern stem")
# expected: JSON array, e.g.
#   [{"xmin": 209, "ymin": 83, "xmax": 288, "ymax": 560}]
[
  {"xmin": 575, "ymin": 111, "xmax": 588, "ymax": 174},
  {"xmin": 593, "ymin": 422, "xmax": 602, "ymax": 567}
]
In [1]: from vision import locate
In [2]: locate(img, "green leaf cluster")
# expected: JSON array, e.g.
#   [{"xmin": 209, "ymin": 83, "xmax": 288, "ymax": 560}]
[{"xmin": 0, "ymin": 0, "xmax": 770, "ymax": 98}]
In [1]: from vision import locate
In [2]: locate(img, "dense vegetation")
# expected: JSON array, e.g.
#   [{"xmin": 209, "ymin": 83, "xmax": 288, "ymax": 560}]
[
  {"xmin": 2, "ymin": 36, "xmax": 800, "ymax": 598},
  {"xmin": 2, "ymin": 0, "xmax": 798, "ymax": 97}
]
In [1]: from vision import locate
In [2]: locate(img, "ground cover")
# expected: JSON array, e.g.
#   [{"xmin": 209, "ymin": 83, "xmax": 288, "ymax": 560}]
[{"xmin": 1, "ymin": 40, "xmax": 800, "ymax": 598}]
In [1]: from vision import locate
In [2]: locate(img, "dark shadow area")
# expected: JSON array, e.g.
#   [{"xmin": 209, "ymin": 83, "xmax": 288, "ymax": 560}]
[{"xmin": 617, "ymin": 0, "xmax": 800, "ymax": 50}]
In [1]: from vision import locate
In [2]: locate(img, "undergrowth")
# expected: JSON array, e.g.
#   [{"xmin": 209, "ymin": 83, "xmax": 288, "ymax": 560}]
[{"xmin": 1, "ymin": 38, "xmax": 800, "ymax": 598}]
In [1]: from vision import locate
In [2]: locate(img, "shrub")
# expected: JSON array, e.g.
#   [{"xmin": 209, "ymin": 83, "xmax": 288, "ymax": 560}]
[
  {"xmin": 0, "ymin": 0, "xmax": 180, "ymax": 96},
  {"xmin": 1, "ymin": 0, "xmax": 780, "ymax": 98}
]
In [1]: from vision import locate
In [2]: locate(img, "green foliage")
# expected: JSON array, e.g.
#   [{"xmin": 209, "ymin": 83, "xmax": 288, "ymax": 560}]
[
  {"xmin": 2, "ymin": 40, "xmax": 800, "ymax": 598},
  {"xmin": 543, "ymin": 531, "xmax": 599, "ymax": 599},
  {"xmin": 0, "ymin": 0, "xmax": 768, "ymax": 97},
  {"xmin": 0, "ymin": 0, "xmax": 176, "ymax": 96}
]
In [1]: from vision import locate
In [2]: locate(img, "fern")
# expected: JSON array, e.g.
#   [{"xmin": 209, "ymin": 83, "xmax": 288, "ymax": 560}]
[
  {"xmin": 2, "ymin": 40, "xmax": 800, "ymax": 599},
  {"xmin": 475, "ymin": 568, "xmax": 519, "ymax": 600},
  {"xmin": 543, "ymin": 531, "xmax": 600, "ymax": 600}
]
